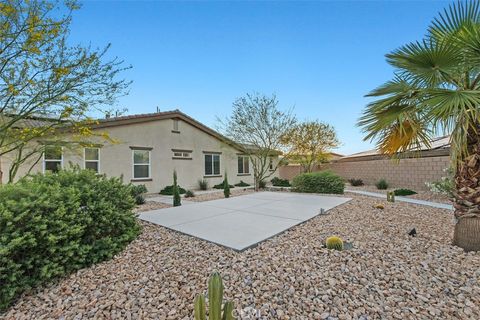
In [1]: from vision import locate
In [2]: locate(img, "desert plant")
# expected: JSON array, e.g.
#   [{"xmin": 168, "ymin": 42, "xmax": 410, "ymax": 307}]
[
  {"xmin": 194, "ymin": 272, "xmax": 236, "ymax": 320},
  {"xmin": 393, "ymin": 188, "xmax": 417, "ymax": 196},
  {"xmin": 258, "ymin": 180, "xmax": 267, "ymax": 189},
  {"xmin": 130, "ymin": 184, "xmax": 148, "ymax": 205},
  {"xmin": 387, "ymin": 191, "xmax": 395, "ymax": 203},
  {"xmin": 374, "ymin": 204, "xmax": 385, "ymax": 210},
  {"xmin": 173, "ymin": 171, "xmax": 181, "ymax": 207},
  {"xmin": 291, "ymin": 170, "xmax": 344, "ymax": 194},
  {"xmin": 198, "ymin": 179, "xmax": 208, "ymax": 191},
  {"xmin": 326, "ymin": 236, "xmax": 344, "ymax": 251},
  {"xmin": 271, "ymin": 177, "xmax": 291, "ymax": 187},
  {"xmin": 234, "ymin": 180, "xmax": 250, "ymax": 187},
  {"xmin": 159, "ymin": 185, "xmax": 187, "ymax": 195},
  {"xmin": 0, "ymin": 168, "xmax": 140, "ymax": 310},
  {"xmin": 375, "ymin": 179, "xmax": 388, "ymax": 190},
  {"xmin": 213, "ymin": 180, "xmax": 235, "ymax": 189},
  {"xmin": 348, "ymin": 178, "xmax": 364, "ymax": 186},
  {"xmin": 185, "ymin": 190, "xmax": 195, "ymax": 198},
  {"xmin": 426, "ymin": 167, "xmax": 454, "ymax": 197},
  {"xmin": 224, "ymin": 171, "xmax": 231, "ymax": 198}
]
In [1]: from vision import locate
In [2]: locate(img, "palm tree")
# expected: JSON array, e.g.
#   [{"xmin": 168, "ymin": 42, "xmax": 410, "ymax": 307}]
[{"xmin": 358, "ymin": 1, "xmax": 480, "ymax": 251}]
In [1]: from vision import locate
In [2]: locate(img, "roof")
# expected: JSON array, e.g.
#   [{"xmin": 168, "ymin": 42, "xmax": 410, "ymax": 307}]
[
  {"xmin": 339, "ymin": 135, "xmax": 450, "ymax": 162},
  {"xmin": 0, "ymin": 114, "xmax": 61, "ymax": 129},
  {"xmin": 91, "ymin": 109, "xmax": 247, "ymax": 153}
]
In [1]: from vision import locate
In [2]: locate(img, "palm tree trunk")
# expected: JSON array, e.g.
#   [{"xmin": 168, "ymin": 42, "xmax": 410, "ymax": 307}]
[{"xmin": 452, "ymin": 126, "xmax": 480, "ymax": 251}]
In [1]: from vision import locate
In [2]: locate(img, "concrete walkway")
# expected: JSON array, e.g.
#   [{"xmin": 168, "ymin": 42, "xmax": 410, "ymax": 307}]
[
  {"xmin": 345, "ymin": 189, "xmax": 453, "ymax": 210},
  {"xmin": 139, "ymin": 192, "xmax": 351, "ymax": 251}
]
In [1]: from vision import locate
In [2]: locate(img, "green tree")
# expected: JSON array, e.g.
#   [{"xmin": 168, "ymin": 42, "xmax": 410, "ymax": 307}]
[
  {"xmin": 173, "ymin": 170, "xmax": 181, "ymax": 207},
  {"xmin": 219, "ymin": 93, "xmax": 296, "ymax": 191},
  {"xmin": 0, "ymin": 0, "xmax": 130, "ymax": 182},
  {"xmin": 223, "ymin": 171, "xmax": 230, "ymax": 198},
  {"xmin": 358, "ymin": 1, "xmax": 480, "ymax": 251},
  {"xmin": 282, "ymin": 120, "xmax": 340, "ymax": 172}
]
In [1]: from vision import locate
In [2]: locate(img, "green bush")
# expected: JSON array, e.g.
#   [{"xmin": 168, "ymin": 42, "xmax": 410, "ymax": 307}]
[
  {"xmin": 347, "ymin": 178, "xmax": 364, "ymax": 186},
  {"xmin": 159, "ymin": 185, "xmax": 186, "ymax": 195},
  {"xmin": 291, "ymin": 171, "xmax": 344, "ymax": 194},
  {"xmin": 426, "ymin": 167, "xmax": 454, "ymax": 197},
  {"xmin": 375, "ymin": 179, "xmax": 389, "ymax": 190},
  {"xmin": 213, "ymin": 180, "xmax": 235, "ymax": 189},
  {"xmin": 198, "ymin": 179, "xmax": 208, "ymax": 190},
  {"xmin": 130, "ymin": 184, "xmax": 147, "ymax": 204},
  {"xmin": 393, "ymin": 188, "xmax": 417, "ymax": 196},
  {"xmin": 271, "ymin": 177, "xmax": 291, "ymax": 187},
  {"xmin": 184, "ymin": 190, "xmax": 195, "ymax": 198},
  {"xmin": 258, "ymin": 180, "xmax": 267, "ymax": 189},
  {"xmin": 224, "ymin": 171, "xmax": 230, "ymax": 198},
  {"xmin": 234, "ymin": 180, "xmax": 250, "ymax": 187},
  {"xmin": 173, "ymin": 170, "xmax": 181, "ymax": 207},
  {"xmin": 0, "ymin": 169, "xmax": 140, "ymax": 311}
]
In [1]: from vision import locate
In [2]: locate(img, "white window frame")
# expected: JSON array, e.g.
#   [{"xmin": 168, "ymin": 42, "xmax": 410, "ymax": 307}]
[
  {"xmin": 84, "ymin": 147, "xmax": 100, "ymax": 173},
  {"xmin": 238, "ymin": 155, "xmax": 250, "ymax": 174},
  {"xmin": 43, "ymin": 145, "xmax": 63, "ymax": 173},
  {"xmin": 204, "ymin": 153, "xmax": 220, "ymax": 176},
  {"xmin": 173, "ymin": 151, "xmax": 191, "ymax": 159},
  {"xmin": 132, "ymin": 149, "xmax": 151, "ymax": 180}
]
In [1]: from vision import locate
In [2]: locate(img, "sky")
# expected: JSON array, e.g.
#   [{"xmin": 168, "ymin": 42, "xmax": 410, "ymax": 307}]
[{"xmin": 69, "ymin": 0, "xmax": 450, "ymax": 155}]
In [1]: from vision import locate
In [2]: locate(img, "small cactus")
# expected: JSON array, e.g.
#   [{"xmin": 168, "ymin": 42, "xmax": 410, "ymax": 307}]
[
  {"xmin": 224, "ymin": 171, "xmax": 230, "ymax": 198},
  {"xmin": 374, "ymin": 203, "xmax": 385, "ymax": 209},
  {"xmin": 194, "ymin": 272, "xmax": 236, "ymax": 320},
  {"xmin": 326, "ymin": 236, "xmax": 344, "ymax": 251},
  {"xmin": 387, "ymin": 191, "xmax": 395, "ymax": 202}
]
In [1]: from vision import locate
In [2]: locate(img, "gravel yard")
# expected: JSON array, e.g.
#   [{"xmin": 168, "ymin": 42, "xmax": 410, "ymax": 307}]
[
  {"xmin": 186, "ymin": 188, "xmax": 255, "ymax": 202},
  {"xmin": 348, "ymin": 184, "xmax": 452, "ymax": 204},
  {"xmin": 2, "ymin": 193, "xmax": 479, "ymax": 319}
]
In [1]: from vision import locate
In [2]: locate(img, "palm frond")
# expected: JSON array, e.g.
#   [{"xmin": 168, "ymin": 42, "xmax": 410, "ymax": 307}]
[{"xmin": 429, "ymin": 0, "xmax": 480, "ymax": 41}]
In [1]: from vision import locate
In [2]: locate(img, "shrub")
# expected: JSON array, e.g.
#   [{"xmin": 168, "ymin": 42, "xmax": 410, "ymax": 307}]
[
  {"xmin": 234, "ymin": 180, "xmax": 250, "ymax": 187},
  {"xmin": 271, "ymin": 177, "xmax": 291, "ymax": 187},
  {"xmin": 130, "ymin": 184, "xmax": 147, "ymax": 204},
  {"xmin": 213, "ymin": 180, "xmax": 235, "ymax": 189},
  {"xmin": 0, "ymin": 169, "xmax": 140, "ymax": 311},
  {"xmin": 194, "ymin": 272, "xmax": 235, "ymax": 320},
  {"xmin": 160, "ymin": 185, "xmax": 187, "ymax": 195},
  {"xmin": 393, "ymin": 188, "xmax": 417, "ymax": 196},
  {"xmin": 173, "ymin": 171, "xmax": 181, "ymax": 207},
  {"xmin": 326, "ymin": 236, "xmax": 344, "ymax": 251},
  {"xmin": 347, "ymin": 178, "xmax": 364, "ymax": 186},
  {"xmin": 258, "ymin": 180, "xmax": 267, "ymax": 189},
  {"xmin": 198, "ymin": 179, "xmax": 208, "ymax": 191},
  {"xmin": 375, "ymin": 179, "xmax": 389, "ymax": 190},
  {"xmin": 185, "ymin": 190, "xmax": 195, "ymax": 198},
  {"xmin": 426, "ymin": 167, "xmax": 454, "ymax": 197},
  {"xmin": 223, "ymin": 172, "xmax": 231, "ymax": 198},
  {"xmin": 291, "ymin": 171, "xmax": 344, "ymax": 194}
]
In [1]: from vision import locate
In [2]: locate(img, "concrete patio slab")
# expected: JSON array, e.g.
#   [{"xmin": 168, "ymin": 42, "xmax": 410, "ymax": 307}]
[{"xmin": 139, "ymin": 191, "xmax": 351, "ymax": 251}]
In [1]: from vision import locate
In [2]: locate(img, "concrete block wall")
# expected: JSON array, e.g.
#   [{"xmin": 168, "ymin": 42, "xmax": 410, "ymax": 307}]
[{"xmin": 279, "ymin": 156, "xmax": 450, "ymax": 191}]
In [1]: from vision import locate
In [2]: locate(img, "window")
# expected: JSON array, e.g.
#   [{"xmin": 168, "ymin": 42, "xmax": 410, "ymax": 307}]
[
  {"xmin": 172, "ymin": 119, "xmax": 179, "ymax": 132},
  {"xmin": 43, "ymin": 146, "xmax": 62, "ymax": 173},
  {"xmin": 173, "ymin": 150, "xmax": 191, "ymax": 159},
  {"xmin": 84, "ymin": 148, "xmax": 100, "ymax": 173},
  {"xmin": 269, "ymin": 157, "xmax": 274, "ymax": 171},
  {"xmin": 133, "ymin": 149, "xmax": 150, "ymax": 179},
  {"xmin": 204, "ymin": 154, "xmax": 220, "ymax": 176},
  {"xmin": 238, "ymin": 156, "xmax": 249, "ymax": 174}
]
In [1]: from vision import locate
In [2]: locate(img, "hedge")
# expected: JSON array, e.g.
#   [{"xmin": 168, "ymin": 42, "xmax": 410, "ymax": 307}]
[
  {"xmin": 291, "ymin": 171, "xmax": 345, "ymax": 194},
  {"xmin": 0, "ymin": 169, "xmax": 140, "ymax": 311}
]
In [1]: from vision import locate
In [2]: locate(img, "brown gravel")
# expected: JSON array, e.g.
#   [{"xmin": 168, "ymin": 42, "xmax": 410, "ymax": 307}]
[
  {"xmin": 134, "ymin": 201, "xmax": 171, "ymax": 213},
  {"xmin": 186, "ymin": 188, "xmax": 254, "ymax": 202},
  {"xmin": 348, "ymin": 184, "xmax": 452, "ymax": 204},
  {"xmin": 2, "ymin": 193, "xmax": 479, "ymax": 319}
]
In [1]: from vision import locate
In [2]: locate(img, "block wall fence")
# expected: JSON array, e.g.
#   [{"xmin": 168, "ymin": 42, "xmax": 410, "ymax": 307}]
[{"xmin": 279, "ymin": 154, "xmax": 450, "ymax": 191}]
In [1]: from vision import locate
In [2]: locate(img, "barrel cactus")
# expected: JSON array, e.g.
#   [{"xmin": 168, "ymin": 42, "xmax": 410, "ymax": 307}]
[
  {"xmin": 326, "ymin": 236, "xmax": 344, "ymax": 251},
  {"xmin": 194, "ymin": 272, "xmax": 236, "ymax": 320}
]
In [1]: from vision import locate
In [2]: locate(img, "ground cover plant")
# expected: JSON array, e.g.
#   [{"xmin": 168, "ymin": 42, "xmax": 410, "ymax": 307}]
[
  {"xmin": 160, "ymin": 185, "xmax": 187, "ymax": 195},
  {"xmin": 234, "ymin": 180, "xmax": 250, "ymax": 187},
  {"xmin": 271, "ymin": 177, "xmax": 291, "ymax": 187},
  {"xmin": 393, "ymin": 188, "xmax": 417, "ymax": 196},
  {"xmin": 291, "ymin": 170, "xmax": 344, "ymax": 194}
]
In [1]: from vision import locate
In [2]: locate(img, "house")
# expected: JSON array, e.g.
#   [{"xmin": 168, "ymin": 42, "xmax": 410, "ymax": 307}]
[{"xmin": 0, "ymin": 110, "xmax": 280, "ymax": 192}]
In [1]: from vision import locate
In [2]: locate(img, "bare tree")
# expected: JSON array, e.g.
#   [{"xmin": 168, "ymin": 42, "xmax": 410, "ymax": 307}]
[
  {"xmin": 0, "ymin": 0, "xmax": 131, "ymax": 182},
  {"xmin": 219, "ymin": 93, "xmax": 296, "ymax": 190}
]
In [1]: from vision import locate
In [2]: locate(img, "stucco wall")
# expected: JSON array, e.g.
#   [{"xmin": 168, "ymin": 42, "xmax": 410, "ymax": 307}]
[
  {"xmin": 279, "ymin": 156, "xmax": 450, "ymax": 191},
  {"xmin": 1, "ymin": 118, "xmax": 279, "ymax": 192}
]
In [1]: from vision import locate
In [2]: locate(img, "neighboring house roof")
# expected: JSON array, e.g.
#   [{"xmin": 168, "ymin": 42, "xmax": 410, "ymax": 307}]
[
  {"xmin": 1, "ymin": 114, "xmax": 61, "ymax": 129},
  {"xmin": 91, "ymin": 110, "xmax": 248, "ymax": 153},
  {"xmin": 338, "ymin": 135, "xmax": 450, "ymax": 162}
]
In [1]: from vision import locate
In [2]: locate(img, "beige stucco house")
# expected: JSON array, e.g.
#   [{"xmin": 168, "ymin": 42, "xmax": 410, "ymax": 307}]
[{"xmin": 0, "ymin": 110, "xmax": 280, "ymax": 192}]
